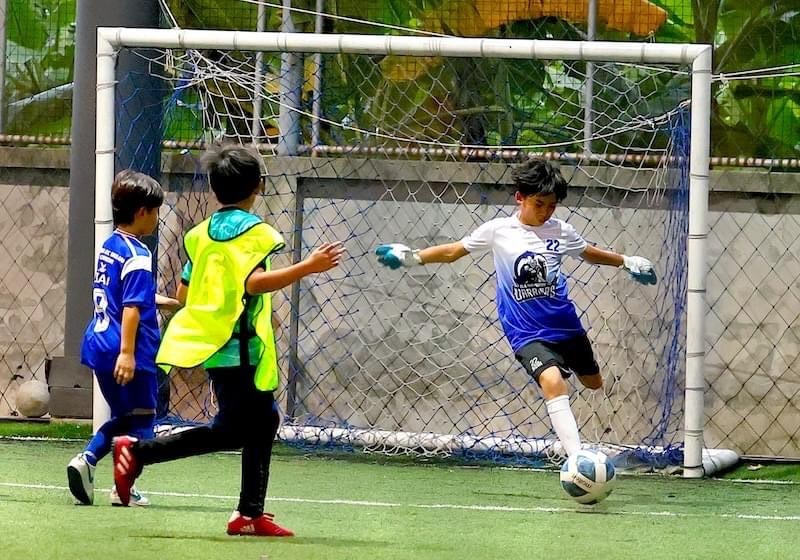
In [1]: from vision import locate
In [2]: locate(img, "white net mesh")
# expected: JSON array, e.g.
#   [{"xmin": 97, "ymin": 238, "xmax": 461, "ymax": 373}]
[{"xmin": 115, "ymin": 43, "xmax": 692, "ymax": 466}]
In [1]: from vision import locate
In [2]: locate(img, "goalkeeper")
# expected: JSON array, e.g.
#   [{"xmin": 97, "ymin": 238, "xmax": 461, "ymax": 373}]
[
  {"xmin": 375, "ymin": 158, "xmax": 656, "ymax": 458},
  {"xmin": 112, "ymin": 144, "xmax": 345, "ymax": 536}
]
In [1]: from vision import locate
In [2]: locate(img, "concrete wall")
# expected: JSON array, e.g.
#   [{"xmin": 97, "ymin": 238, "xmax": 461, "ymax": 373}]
[
  {"xmin": 1, "ymin": 146, "xmax": 799, "ymax": 458},
  {"xmin": 0, "ymin": 149, "xmax": 69, "ymax": 418}
]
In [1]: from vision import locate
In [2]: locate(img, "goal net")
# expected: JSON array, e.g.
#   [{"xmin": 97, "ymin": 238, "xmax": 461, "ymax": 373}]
[{"xmin": 99, "ymin": 29, "xmax": 719, "ymax": 473}]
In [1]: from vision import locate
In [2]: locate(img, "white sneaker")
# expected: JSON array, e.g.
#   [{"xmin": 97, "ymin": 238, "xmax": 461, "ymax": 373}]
[
  {"xmin": 67, "ymin": 453, "xmax": 95, "ymax": 505},
  {"xmin": 110, "ymin": 484, "xmax": 151, "ymax": 507}
]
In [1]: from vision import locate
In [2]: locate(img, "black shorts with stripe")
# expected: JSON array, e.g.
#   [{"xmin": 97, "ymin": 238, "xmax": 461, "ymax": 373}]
[{"xmin": 514, "ymin": 334, "xmax": 600, "ymax": 384}]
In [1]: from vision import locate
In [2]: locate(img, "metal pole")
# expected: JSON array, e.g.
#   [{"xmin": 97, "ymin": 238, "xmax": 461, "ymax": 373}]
[
  {"xmin": 251, "ymin": 0, "xmax": 268, "ymax": 140},
  {"xmin": 0, "ymin": 0, "xmax": 7, "ymax": 133},
  {"xmin": 311, "ymin": 0, "xmax": 324, "ymax": 147},
  {"xmin": 682, "ymin": 46, "xmax": 713, "ymax": 478},
  {"xmin": 285, "ymin": 180, "xmax": 305, "ymax": 418},
  {"xmin": 93, "ymin": 29, "xmax": 116, "ymax": 431},
  {"xmin": 66, "ymin": 0, "xmax": 108, "ymax": 426},
  {"xmin": 277, "ymin": 0, "xmax": 302, "ymax": 155},
  {"xmin": 582, "ymin": 0, "xmax": 597, "ymax": 157},
  {"xmin": 66, "ymin": 0, "xmax": 161, "ymax": 430}
]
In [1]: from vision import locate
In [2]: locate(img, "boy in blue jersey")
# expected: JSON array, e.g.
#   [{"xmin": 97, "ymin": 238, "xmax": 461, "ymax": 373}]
[
  {"xmin": 112, "ymin": 145, "xmax": 344, "ymax": 536},
  {"xmin": 375, "ymin": 158, "xmax": 656, "ymax": 458},
  {"xmin": 67, "ymin": 170, "xmax": 179, "ymax": 506}
]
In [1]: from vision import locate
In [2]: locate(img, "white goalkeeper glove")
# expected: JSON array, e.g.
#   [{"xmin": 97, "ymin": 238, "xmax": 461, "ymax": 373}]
[
  {"xmin": 622, "ymin": 255, "xmax": 657, "ymax": 285},
  {"xmin": 375, "ymin": 243, "xmax": 422, "ymax": 269}
]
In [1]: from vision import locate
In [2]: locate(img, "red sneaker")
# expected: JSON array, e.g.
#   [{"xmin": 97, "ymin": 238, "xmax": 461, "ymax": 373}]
[
  {"xmin": 112, "ymin": 436, "xmax": 142, "ymax": 507},
  {"xmin": 227, "ymin": 511, "xmax": 295, "ymax": 537}
]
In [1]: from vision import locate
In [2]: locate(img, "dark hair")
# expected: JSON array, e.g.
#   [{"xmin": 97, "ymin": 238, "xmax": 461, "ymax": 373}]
[
  {"xmin": 201, "ymin": 144, "xmax": 263, "ymax": 205},
  {"xmin": 112, "ymin": 170, "xmax": 164, "ymax": 225},
  {"xmin": 510, "ymin": 158, "xmax": 568, "ymax": 202}
]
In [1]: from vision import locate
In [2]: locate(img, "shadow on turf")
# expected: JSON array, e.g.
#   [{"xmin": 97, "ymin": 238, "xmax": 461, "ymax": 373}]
[
  {"xmin": 471, "ymin": 490, "xmax": 537, "ymax": 499},
  {"xmin": 0, "ymin": 494, "xmax": 40, "ymax": 504},
  {"xmin": 146, "ymin": 503, "xmax": 232, "ymax": 514},
  {"xmin": 136, "ymin": 534, "xmax": 393, "ymax": 548}
]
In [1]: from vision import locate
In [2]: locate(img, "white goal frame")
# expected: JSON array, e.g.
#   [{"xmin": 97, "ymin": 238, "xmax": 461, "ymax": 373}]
[{"xmin": 94, "ymin": 28, "xmax": 713, "ymax": 477}]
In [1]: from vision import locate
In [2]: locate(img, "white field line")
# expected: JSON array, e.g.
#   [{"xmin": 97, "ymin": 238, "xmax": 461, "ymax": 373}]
[
  {"xmin": 2, "ymin": 481, "xmax": 800, "ymax": 522},
  {"xmin": 710, "ymin": 478, "xmax": 798, "ymax": 485}
]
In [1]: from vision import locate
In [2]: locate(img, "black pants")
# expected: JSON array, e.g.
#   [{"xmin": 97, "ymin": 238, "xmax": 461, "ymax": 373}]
[{"xmin": 135, "ymin": 366, "xmax": 280, "ymax": 518}]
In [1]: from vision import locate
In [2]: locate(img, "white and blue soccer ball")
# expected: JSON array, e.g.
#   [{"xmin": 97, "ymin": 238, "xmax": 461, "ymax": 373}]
[{"xmin": 560, "ymin": 450, "xmax": 616, "ymax": 505}]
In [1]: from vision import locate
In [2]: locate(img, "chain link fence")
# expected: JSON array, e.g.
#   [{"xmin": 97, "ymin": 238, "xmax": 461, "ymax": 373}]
[{"xmin": 0, "ymin": 149, "xmax": 68, "ymax": 417}]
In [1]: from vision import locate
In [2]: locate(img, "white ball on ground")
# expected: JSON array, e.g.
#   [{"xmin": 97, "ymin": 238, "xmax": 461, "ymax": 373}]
[
  {"xmin": 15, "ymin": 380, "xmax": 50, "ymax": 418},
  {"xmin": 560, "ymin": 449, "xmax": 617, "ymax": 505}
]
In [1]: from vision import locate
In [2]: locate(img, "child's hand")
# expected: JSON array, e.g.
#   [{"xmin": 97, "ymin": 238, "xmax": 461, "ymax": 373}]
[
  {"xmin": 114, "ymin": 352, "xmax": 136, "ymax": 385},
  {"xmin": 622, "ymin": 255, "xmax": 657, "ymax": 285},
  {"xmin": 156, "ymin": 293, "xmax": 181, "ymax": 312},
  {"xmin": 304, "ymin": 242, "xmax": 345, "ymax": 273}
]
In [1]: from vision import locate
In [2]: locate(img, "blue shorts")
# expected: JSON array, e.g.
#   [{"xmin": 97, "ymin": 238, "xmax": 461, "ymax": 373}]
[{"xmin": 93, "ymin": 369, "xmax": 158, "ymax": 417}]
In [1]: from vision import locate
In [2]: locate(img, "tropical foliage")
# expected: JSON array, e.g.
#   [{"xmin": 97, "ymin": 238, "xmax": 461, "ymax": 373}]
[
  {"xmin": 3, "ymin": 0, "xmax": 798, "ymax": 157},
  {"xmin": 4, "ymin": 0, "xmax": 75, "ymax": 135},
  {"xmin": 317, "ymin": 1, "xmax": 677, "ymax": 151},
  {"xmin": 702, "ymin": 0, "xmax": 800, "ymax": 157}
]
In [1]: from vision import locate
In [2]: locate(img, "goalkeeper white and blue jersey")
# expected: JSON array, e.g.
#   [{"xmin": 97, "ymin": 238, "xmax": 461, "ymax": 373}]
[
  {"xmin": 81, "ymin": 230, "xmax": 160, "ymax": 374},
  {"xmin": 462, "ymin": 215, "xmax": 587, "ymax": 351}
]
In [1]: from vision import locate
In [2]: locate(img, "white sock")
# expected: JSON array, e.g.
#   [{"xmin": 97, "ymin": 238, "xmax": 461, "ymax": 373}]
[{"xmin": 546, "ymin": 395, "xmax": 581, "ymax": 457}]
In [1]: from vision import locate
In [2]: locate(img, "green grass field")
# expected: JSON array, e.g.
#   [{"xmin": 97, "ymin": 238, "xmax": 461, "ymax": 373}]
[{"xmin": 1, "ymin": 424, "xmax": 800, "ymax": 560}]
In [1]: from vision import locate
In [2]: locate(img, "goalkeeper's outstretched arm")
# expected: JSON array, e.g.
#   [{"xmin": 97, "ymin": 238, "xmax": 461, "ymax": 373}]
[
  {"xmin": 419, "ymin": 242, "xmax": 469, "ymax": 264},
  {"xmin": 375, "ymin": 241, "xmax": 468, "ymax": 269}
]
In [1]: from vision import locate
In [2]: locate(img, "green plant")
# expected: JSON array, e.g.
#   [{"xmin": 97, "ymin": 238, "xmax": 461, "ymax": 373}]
[{"xmin": 4, "ymin": 0, "xmax": 76, "ymax": 135}]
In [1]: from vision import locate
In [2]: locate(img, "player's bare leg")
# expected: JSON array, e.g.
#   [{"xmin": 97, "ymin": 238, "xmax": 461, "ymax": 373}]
[{"xmin": 539, "ymin": 366, "xmax": 568, "ymax": 400}]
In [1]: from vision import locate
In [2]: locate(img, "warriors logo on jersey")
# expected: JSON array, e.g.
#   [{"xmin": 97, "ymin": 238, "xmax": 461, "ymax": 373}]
[{"xmin": 513, "ymin": 251, "xmax": 556, "ymax": 301}]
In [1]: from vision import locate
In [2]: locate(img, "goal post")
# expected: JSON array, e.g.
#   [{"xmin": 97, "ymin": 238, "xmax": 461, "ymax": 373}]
[
  {"xmin": 684, "ymin": 46, "xmax": 712, "ymax": 479},
  {"xmin": 94, "ymin": 28, "xmax": 717, "ymax": 477}
]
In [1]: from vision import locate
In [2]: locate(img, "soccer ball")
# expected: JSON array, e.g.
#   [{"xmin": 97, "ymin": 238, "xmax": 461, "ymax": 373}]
[
  {"xmin": 560, "ymin": 450, "xmax": 616, "ymax": 505},
  {"xmin": 15, "ymin": 380, "xmax": 50, "ymax": 418}
]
